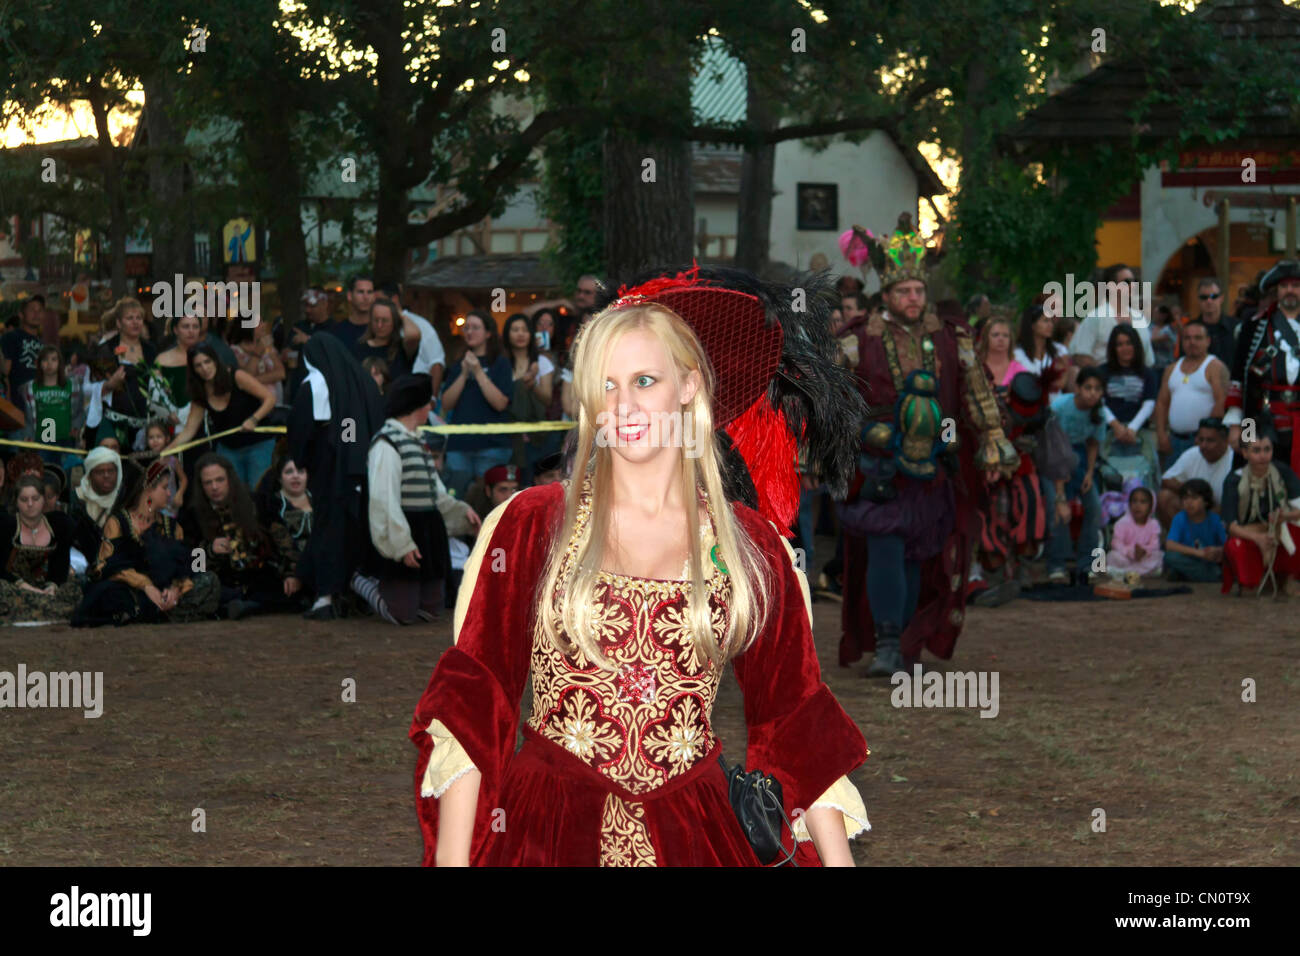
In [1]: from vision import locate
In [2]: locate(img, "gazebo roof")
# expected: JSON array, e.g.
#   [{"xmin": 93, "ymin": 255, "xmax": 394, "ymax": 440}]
[
  {"xmin": 405, "ymin": 253, "xmax": 561, "ymax": 292},
  {"xmin": 1006, "ymin": 0, "xmax": 1300, "ymax": 151}
]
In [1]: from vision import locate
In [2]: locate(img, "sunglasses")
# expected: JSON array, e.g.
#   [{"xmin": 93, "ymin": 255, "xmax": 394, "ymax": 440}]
[{"xmin": 1198, "ymin": 292, "xmax": 1221, "ymax": 300}]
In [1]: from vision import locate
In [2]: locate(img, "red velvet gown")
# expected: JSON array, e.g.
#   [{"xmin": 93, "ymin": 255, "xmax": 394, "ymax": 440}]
[{"xmin": 410, "ymin": 480, "xmax": 868, "ymax": 866}]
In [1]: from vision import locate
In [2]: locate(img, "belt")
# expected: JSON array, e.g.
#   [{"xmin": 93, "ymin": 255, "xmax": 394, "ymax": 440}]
[
  {"xmin": 1171, "ymin": 429, "xmax": 1196, "ymax": 440},
  {"xmin": 1264, "ymin": 387, "xmax": 1300, "ymax": 403}
]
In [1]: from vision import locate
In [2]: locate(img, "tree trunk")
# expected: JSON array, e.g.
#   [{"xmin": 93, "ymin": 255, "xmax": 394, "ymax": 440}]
[
  {"xmin": 242, "ymin": 101, "xmax": 308, "ymax": 328},
  {"xmin": 370, "ymin": 7, "xmax": 413, "ymax": 284},
  {"xmin": 734, "ymin": 71, "xmax": 775, "ymax": 275},
  {"xmin": 88, "ymin": 84, "xmax": 127, "ymax": 298},
  {"xmin": 143, "ymin": 70, "xmax": 192, "ymax": 280}
]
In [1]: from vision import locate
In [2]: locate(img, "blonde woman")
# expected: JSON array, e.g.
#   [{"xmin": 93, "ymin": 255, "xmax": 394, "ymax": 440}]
[{"xmin": 410, "ymin": 267, "xmax": 870, "ymax": 867}]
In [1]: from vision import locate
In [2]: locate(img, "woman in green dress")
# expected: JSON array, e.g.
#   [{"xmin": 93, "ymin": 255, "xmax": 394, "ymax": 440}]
[{"xmin": 152, "ymin": 312, "xmax": 204, "ymax": 422}]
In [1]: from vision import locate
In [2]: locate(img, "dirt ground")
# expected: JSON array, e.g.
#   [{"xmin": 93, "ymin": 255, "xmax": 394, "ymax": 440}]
[{"xmin": 2, "ymin": 549, "xmax": 1297, "ymax": 867}]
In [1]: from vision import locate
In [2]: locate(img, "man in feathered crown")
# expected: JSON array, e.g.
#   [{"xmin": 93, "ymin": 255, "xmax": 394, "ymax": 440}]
[
  {"xmin": 837, "ymin": 214, "xmax": 1019, "ymax": 677},
  {"xmin": 1224, "ymin": 259, "xmax": 1300, "ymax": 472}
]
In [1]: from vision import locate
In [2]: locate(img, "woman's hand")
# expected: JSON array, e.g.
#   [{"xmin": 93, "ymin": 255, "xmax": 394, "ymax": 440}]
[
  {"xmin": 402, "ymin": 546, "xmax": 422, "ymax": 569},
  {"xmin": 241, "ymin": 417, "xmax": 258, "ymax": 432},
  {"xmin": 161, "ymin": 586, "xmax": 180, "ymax": 610},
  {"xmin": 461, "ymin": 351, "xmax": 481, "ymax": 376},
  {"xmin": 211, "ymin": 537, "xmax": 233, "ymax": 555},
  {"xmin": 1080, "ymin": 470, "xmax": 1093, "ymax": 494},
  {"xmin": 284, "ymin": 576, "xmax": 302, "ymax": 597},
  {"xmin": 464, "ymin": 507, "xmax": 482, "ymax": 532},
  {"xmin": 144, "ymin": 585, "xmax": 167, "ymax": 610},
  {"xmin": 18, "ymin": 581, "xmax": 44, "ymax": 594},
  {"xmin": 521, "ymin": 361, "xmax": 538, "ymax": 389},
  {"xmin": 106, "ymin": 367, "xmax": 126, "ymax": 391},
  {"xmin": 1055, "ymin": 500, "xmax": 1073, "ymax": 526}
]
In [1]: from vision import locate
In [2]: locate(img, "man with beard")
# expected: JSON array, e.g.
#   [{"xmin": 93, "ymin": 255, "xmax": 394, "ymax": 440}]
[
  {"xmin": 837, "ymin": 215, "xmax": 1019, "ymax": 676},
  {"xmin": 68, "ymin": 446, "xmax": 124, "ymax": 564},
  {"xmin": 1224, "ymin": 259, "xmax": 1300, "ymax": 473}
]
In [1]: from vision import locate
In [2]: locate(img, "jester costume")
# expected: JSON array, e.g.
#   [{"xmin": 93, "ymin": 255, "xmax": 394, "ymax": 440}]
[
  {"xmin": 409, "ymin": 265, "xmax": 872, "ymax": 866},
  {"xmin": 1224, "ymin": 259, "xmax": 1300, "ymax": 473},
  {"xmin": 837, "ymin": 217, "xmax": 1018, "ymax": 674}
]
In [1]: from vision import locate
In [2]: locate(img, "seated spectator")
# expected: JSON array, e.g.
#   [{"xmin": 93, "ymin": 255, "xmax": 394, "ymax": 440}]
[
  {"xmin": 1045, "ymin": 368, "xmax": 1107, "ymax": 584},
  {"xmin": 67, "ymin": 446, "xmax": 124, "ymax": 564},
  {"xmin": 0, "ymin": 475, "xmax": 82, "ymax": 623},
  {"xmin": 533, "ymin": 451, "xmax": 564, "ymax": 485},
  {"xmin": 184, "ymin": 453, "xmax": 293, "ymax": 619},
  {"xmin": 1163, "ymin": 478, "xmax": 1226, "ymax": 582},
  {"xmin": 42, "ymin": 464, "xmax": 64, "ymax": 513},
  {"xmin": 1157, "ymin": 418, "xmax": 1233, "ymax": 526},
  {"xmin": 71, "ymin": 460, "xmax": 221, "ymax": 627},
  {"xmin": 359, "ymin": 375, "xmax": 480, "ymax": 624},
  {"xmin": 258, "ymin": 455, "xmax": 313, "ymax": 612},
  {"xmin": 1105, "ymin": 486, "xmax": 1162, "ymax": 577},
  {"xmin": 464, "ymin": 463, "xmax": 522, "ymax": 519},
  {"xmin": 1221, "ymin": 431, "xmax": 1300, "ymax": 594}
]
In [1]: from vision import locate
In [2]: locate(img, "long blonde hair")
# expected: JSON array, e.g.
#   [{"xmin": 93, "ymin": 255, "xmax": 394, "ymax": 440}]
[{"xmin": 535, "ymin": 303, "xmax": 770, "ymax": 670}]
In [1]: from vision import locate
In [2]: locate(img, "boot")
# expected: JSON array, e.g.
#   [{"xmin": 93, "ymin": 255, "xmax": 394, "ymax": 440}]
[{"xmin": 866, "ymin": 622, "xmax": 904, "ymax": 678}]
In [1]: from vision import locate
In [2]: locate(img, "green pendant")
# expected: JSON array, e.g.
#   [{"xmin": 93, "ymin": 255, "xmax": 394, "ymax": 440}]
[
  {"xmin": 922, "ymin": 337, "xmax": 934, "ymax": 352},
  {"xmin": 710, "ymin": 543, "xmax": 729, "ymax": 575}
]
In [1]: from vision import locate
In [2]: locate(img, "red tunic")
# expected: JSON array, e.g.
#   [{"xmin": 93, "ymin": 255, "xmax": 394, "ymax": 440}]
[{"xmin": 410, "ymin": 481, "xmax": 868, "ymax": 866}]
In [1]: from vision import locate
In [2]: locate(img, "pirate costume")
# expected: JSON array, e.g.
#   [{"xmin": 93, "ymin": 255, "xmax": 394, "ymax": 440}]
[
  {"xmin": 837, "ymin": 216, "xmax": 1019, "ymax": 675},
  {"xmin": 1225, "ymin": 259, "xmax": 1300, "ymax": 472},
  {"xmin": 410, "ymin": 265, "xmax": 871, "ymax": 867}
]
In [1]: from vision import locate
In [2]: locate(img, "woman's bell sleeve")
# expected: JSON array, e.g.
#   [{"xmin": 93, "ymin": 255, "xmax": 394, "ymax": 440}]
[{"xmin": 409, "ymin": 484, "xmax": 562, "ymax": 866}]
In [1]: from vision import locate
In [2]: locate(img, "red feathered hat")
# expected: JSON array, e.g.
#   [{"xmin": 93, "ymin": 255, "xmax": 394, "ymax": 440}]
[{"xmin": 610, "ymin": 265, "xmax": 800, "ymax": 531}]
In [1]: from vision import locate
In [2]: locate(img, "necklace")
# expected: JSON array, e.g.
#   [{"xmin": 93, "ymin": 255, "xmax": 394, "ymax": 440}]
[{"xmin": 19, "ymin": 518, "xmax": 47, "ymax": 545}]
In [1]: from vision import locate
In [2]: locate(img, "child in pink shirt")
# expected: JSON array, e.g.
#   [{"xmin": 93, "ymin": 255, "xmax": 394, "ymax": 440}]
[{"xmin": 1106, "ymin": 486, "xmax": 1163, "ymax": 577}]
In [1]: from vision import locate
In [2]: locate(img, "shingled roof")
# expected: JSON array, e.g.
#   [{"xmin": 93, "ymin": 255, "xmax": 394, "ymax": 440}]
[
  {"xmin": 1006, "ymin": 0, "xmax": 1300, "ymax": 151},
  {"xmin": 405, "ymin": 253, "xmax": 561, "ymax": 292}
]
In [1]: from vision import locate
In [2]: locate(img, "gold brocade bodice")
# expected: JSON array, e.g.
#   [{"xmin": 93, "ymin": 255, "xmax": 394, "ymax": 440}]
[{"xmin": 526, "ymin": 490, "xmax": 732, "ymax": 796}]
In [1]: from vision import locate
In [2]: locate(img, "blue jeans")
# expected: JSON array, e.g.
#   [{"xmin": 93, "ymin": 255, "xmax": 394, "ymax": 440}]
[
  {"xmin": 1045, "ymin": 447, "xmax": 1102, "ymax": 576},
  {"xmin": 795, "ymin": 484, "xmax": 820, "ymax": 573},
  {"xmin": 444, "ymin": 446, "xmax": 512, "ymax": 497},
  {"xmin": 217, "ymin": 439, "xmax": 275, "ymax": 490}
]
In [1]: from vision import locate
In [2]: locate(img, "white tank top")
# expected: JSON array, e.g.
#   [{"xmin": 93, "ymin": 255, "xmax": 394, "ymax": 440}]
[{"xmin": 1168, "ymin": 356, "xmax": 1216, "ymax": 434}]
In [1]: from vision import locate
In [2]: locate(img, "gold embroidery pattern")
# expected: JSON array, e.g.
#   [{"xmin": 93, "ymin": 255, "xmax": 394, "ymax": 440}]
[
  {"xmin": 528, "ymin": 483, "xmax": 732, "ymax": 796},
  {"xmin": 599, "ymin": 793, "xmax": 656, "ymax": 866}
]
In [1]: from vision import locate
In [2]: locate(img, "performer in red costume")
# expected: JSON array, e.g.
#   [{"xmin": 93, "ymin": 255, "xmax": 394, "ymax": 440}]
[
  {"xmin": 837, "ymin": 216, "xmax": 1019, "ymax": 676},
  {"xmin": 410, "ymin": 266, "xmax": 870, "ymax": 866}
]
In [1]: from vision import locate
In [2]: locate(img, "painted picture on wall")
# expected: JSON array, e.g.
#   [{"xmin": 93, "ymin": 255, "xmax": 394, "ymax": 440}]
[{"xmin": 797, "ymin": 183, "xmax": 839, "ymax": 231}]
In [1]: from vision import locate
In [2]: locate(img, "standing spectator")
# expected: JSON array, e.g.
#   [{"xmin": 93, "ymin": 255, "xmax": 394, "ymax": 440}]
[
  {"xmin": 1045, "ymin": 367, "xmax": 1107, "ymax": 584},
  {"xmin": 229, "ymin": 315, "xmax": 286, "ymax": 406},
  {"xmin": 353, "ymin": 296, "xmax": 419, "ymax": 382},
  {"xmin": 1013, "ymin": 302, "xmax": 1070, "ymax": 397},
  {"xmin": 440, "ymin": 309, "xmax": 514, "ymax": 494},
  {"xmin": 1163, "ymin": 478, "xmax": 1226, "ymax": 582},
  {"xmin": 1194, "ymin": 276, "xmax": 1236, "ymax": 368},
  {"xmin": 840, "ymin": 291, "xmax": 868, "ymax": 331},
  {"xmin": 1157, "ymin": 418, "xmax": 1233, "ymax": 524},
  {"xmin": 1221, "ymin": 430, "xmax": 1300, "ymax": 594},
  {"xmin": 380, "ymin": 280, "xmax": 446, "ymax": 395},
  {"xmin": 1156, "ymin": 320, "xmax": 1228, "ymax": 471},
  {"xmin": 1099, "ymin": 324, "xmax": 1160, "ymax": 488},
  {"xmin": 1070, "ymin": 264, "xmax": 1155, "ymax": 368},
  {"xmin": 153, "ymin": 313, "xmax": 205, "ymax": 421},
  {"xmin": 327, "ymin": 273, "xmax": 375, "ymax": 351},
  {"xmin": 1148, "ymin": 304, "xmax": 1180, "ymax": 372},
  {"xmin": 361, "ymin": 356, "xmax": 391, "ymax": 394},
  {"xmin": 144, "ymin": 420, "xmax": 187, "ymax": 516},
  {"xmin": 21, "ymin": 345, "xmax": 119, "ymax": 465},
  {"xmin": 502, "ymin": 313, "xmax": 555, "ymax": 474},
  {"xmin": 161, "ymin": 345, "xmax": 277, "ymax": 488},
  {"xmin": 282, "ymin": 287, "xmax": 335, "ymax": 400},
  {"xmin": 1105, "ymin": 486, "xmax": 1162, "ymax": 577},
  {"xmin": 287, "ymin": 335, "xmax": 385, "ymax": 621},
  {"xmin": 1, "ymin": 295, "xmax": 46, "ymax": 437},
  {"xmin": 92, "ymin": 297, "xmax": 159, "ymax": 451}
]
